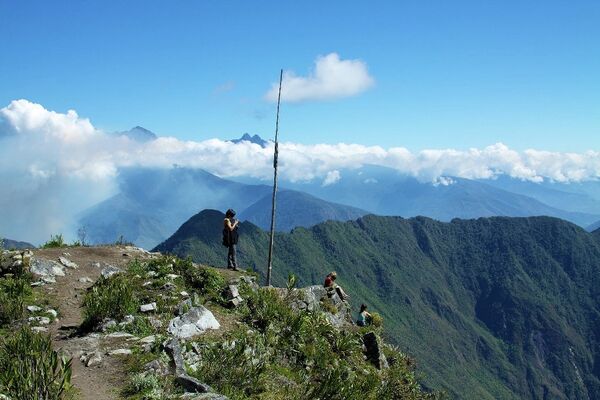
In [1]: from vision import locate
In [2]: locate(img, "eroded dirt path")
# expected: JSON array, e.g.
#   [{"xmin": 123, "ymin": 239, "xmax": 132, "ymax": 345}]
[{"xmin": 32, "ymin": 246, "xmax": 153, "ymax": 400}]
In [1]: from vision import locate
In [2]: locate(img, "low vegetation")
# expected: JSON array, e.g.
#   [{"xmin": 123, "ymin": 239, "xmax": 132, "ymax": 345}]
[
  {"xmin": 0, "ymin": 326, "xmax": 73, "ymax": 400},
  {"xmin": 77, "ymin": 254, "xmax": 442, "ymax": 399}
]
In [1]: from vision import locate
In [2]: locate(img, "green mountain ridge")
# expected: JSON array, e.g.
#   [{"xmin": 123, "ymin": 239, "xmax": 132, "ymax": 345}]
[{"xmin": 155, "ymin": 211, "xmax": 600, "ymax": 399}]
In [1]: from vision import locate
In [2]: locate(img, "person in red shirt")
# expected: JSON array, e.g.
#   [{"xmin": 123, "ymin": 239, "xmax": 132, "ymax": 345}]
[{"xmin": 324, "ymin": 271, "xmax": 349, "ymax": 301}]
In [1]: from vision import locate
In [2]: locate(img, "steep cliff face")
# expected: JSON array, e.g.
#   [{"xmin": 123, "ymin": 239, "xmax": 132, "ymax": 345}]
[{"xmin": 156, "ymin": 211, "xmax": 600, "ymax": 399}]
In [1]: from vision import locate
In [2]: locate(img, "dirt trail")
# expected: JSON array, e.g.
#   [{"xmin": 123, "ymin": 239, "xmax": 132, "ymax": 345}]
[{"xmin": 33, "ymin": 246, "xmax": 153, "ymax": 400}]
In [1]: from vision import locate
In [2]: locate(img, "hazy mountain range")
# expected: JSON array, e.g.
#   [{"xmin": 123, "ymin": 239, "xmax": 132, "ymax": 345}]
[
  {"xmin": 74, "ymin": 132, "xmax": 600, "ymax": 249},
  {"xmin": 155, "ymin": 210, "xmax": 600, "ymax": 400}
]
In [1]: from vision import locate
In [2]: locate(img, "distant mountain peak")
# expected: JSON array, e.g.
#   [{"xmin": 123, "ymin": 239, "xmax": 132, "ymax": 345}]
[
  {"xmin": 229, "ymin": 133, "xmax": 269, "ymax": 148},
  {"xmin": 115, "ymin": 126, "xmax": 158, "ymax": 143}
]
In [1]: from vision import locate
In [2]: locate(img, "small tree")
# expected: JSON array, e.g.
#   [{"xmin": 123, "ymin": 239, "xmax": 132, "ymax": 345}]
[{"xmin": 77, "ymin": 226, "xmax": 87, "ymax": 247}]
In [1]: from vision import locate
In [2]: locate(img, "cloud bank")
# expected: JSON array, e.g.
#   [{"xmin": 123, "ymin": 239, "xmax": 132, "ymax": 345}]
[
  {"xmin": 265, "ymin": 53, "xmax": 375, "ymax": 102},
  {"xmin": 1, "ymin": 99, "xmax": 600, "ymax": 243}
]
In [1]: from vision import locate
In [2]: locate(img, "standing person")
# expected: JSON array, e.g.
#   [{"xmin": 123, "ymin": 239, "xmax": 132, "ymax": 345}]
[
  {"xmin": 356, "ymin": 304, "xmax": 372, "ymax": 327},
  {"xmin": 223, "ymin": 209, "xmax": 240, "ymax": 271}
]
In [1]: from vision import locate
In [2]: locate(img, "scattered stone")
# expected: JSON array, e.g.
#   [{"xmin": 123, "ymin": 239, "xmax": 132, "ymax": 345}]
[
  {"xmin": 29, "ymin": 316, "xmax": 51, "ymax": 325},
  {"xmin": 62, "ymin": 252, "xmax": 71, "ymax": 257},
  {"xmin": 180, "ymin": 291, "xmax": 190, "ymax": 297},
  {"xmin": 106, "ymin": 332, "xmax": 135, "ymax": 339},
  {"xmin": 175, "ymin": 374, "xmax": 212, "ymax": 393},
  {"xmin": 31, "ymin": 326, "xmax": 48, "ymax": 333},
  {"xmin": 143, "ymin": 359, "xmax": 169, "ymax": 376},
  {"xmin": 101, "ymin": 265, "xmax": 122, "ymax": 278},
  {"xmin": 31, "ymin": 281, "xmax": 45, "ymax": 287},
  {"xmin": 142, "ymin": 281, "xmax": 153, "ymax": 287},
  {"xmin": 163, "ymin": 282, "xmax": 176, "ymax": 291},
  {"xmin": 91, "ymin": 262, "xmax": 101, "ymax": 268},
  {"xmin": 58, "ymin": 256, "xmax": 78, "ymax": 269},
  {"xmin": 149, "ymin": 317, "xmax": 163, "ymax": 329},
  {"xmin": 164, "ymin": 338, "xmax": 185, "ymax": 374},
  {"xmin": 225, "ymin": 285, "xmax": 240, "ymax": 299},
  {"xmin": 46, "ymin": 309, "xmax": 58, "ymax": 318},
  {"xmin": 180, "ymin": 394, "xmax": 230, "ymax": 400},
  {"xmin": 79, "ymin": 276, "xmax": 93, "ymax": 283},
  {"xmin": 166, "ymin": 274, "xmax": 180, "ymax": 280},
  {"xmin": 59, "ymin": 323, "xmax": 80, "ymax": 330},
  {"xmin": 228, "ymin": 297, "xmax": 243, "ymax": 308},
  {"xmin": 147, "ymin": 271, "xmax": 158, "ymax": 278},
  {"xmin": 168, "ymin": 306, "xmax": 220, "ymax": 339},
  {"xmin": 101, "ymin": 319, "xmax": 117, "ymax": 332},
  {"xmin": 140, "ymin": 335, "xmax": 156, "ymax": 344},
  {"xmin": 81, "ymin": 351, "xmax": 103, "ymax": 367},
  {"xmin": 363, "ymin": 332, "xmax": 389, "ymax": 370},
  {"xmin": 42, "ymin": 276, "xmax": 56, "ymax": 284},
  {"xmin": 225, "ymin": 284, "xmax": 244, "ymax": 308},
  {"xmin": 140, "ymin": 302, "xmax": 157, "ymax": 312},
  {"xmin": 27, "ymin": 305, "xmax": 42, "ymax": 313},
  {"xmin": 108, "ymin": 348, "xmax": 132, "ymax": 356},
  {"xmin": 120, "ymin": 315, "xmax": 135, "ymax": 326}
]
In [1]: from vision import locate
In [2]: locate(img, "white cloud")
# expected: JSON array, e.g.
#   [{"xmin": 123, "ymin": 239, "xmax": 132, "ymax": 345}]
[
  {"xmin": 322, "ymin": 170, "xmax": 341, "ymax": 186},
  {"xmin": 2, "ymin": 99, "xmax": 600, "ymax": 242},
  {"xmin": 265, "ymin": 53, "xmax": 375, "ymax": 102}
]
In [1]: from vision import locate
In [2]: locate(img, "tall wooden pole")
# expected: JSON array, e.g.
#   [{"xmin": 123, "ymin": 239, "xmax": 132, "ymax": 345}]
[{"xmin": 266, "ymin": 69, "xmax": 283, "ymax": 287}]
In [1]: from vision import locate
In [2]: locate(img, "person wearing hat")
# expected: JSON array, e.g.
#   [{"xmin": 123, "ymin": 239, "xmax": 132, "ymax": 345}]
[
  {"xmin": 323, "ymin": 271, "xmax": 349, "ymax": 301},
  {"xmin": 223, "ymin": 209, "xmax": 240, "ymax": 271}
]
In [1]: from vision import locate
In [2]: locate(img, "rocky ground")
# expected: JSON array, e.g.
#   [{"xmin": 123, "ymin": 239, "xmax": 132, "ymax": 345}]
[
  {"xmin": 2, "ymin": 246, "xmax": 393, "ymax": 400},
  {"xmin": 31, "ymin": 246, "xmax": 157, "ymax": 399}
]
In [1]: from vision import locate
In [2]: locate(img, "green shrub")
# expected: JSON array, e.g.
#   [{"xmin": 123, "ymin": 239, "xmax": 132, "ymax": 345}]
[
  {"xmin": 0, "ymin": 276, "xmax": 31, "ymax": 327},
  {"xmin": 41, "ymin": 234, "xmax": 66, "ymax": 248},
  {"xmin": 173, "ymin": 258, "xmax": 226, "ymax": 300},
  {"xmin": 0, "ymin": 326, "xmax": 73, "ymax": 400},
  {"xmin": 192, "ymin": 332, "xmax": 270, "ymax": 399},
  {"xmin": 123, "ymin": 372, "xmax": 161, "ymax": 398},
  {"xmin": 370, "ymin": 312, "xmax": 383, "ymax": 328},
  {"xmin": 82, "ymin": 274, "xmax": 139, "ymax": 330}
]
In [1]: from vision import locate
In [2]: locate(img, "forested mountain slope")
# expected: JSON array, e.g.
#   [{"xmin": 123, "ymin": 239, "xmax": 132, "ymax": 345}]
[{"xmin": 155, "ymin": 211, "xmax": 600, "ymax": 399}]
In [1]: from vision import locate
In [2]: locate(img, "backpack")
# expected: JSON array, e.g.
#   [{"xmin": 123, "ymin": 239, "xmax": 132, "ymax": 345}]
[{"xmin": 222, "ymin": 219, "xmax": 239, "ymax": 246}]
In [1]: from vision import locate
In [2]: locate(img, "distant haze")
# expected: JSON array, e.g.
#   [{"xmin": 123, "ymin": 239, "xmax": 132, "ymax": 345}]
[{"xmin": 1, "ymin": 99, "xmax": 599, "ymax": 244}]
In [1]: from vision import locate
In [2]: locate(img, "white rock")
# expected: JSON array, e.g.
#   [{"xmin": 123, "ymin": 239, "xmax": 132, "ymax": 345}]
[
  {"xmin": 101, "ymin": 265, "xmax": 122, "ymax": 278},
  {"xmin": 32, "ymin": 326, "xmax": 48, "ymax": 333},
  {"xmin": 146, "ymin": 271, "xmax": 158, "ymax": 278},
  {"xmin": 167, "ymin": 306, "xmax": 220, "ymax": 339},
  {"xmin": 59, "ymin": 256, "xmax": 78, "ymax": 269},
  {"xmin": 29, "ymin": 316, "xmax": 51, "ymax": 325},
  {"xmin": 30, "ymin": 257, "xmax": 65, "ymax": 278},
  {"xmin": 180, "ymin": 291, "xmax": 190, "ymax": 297},
  {"xmin": 139, "ymin": 335, "xmax": 156, "ymax": 344},
  {"xmin": 79, "ymin": 277, "xmax": 93, "ymax": 283},
  {"xmin": 86, "ymin": 352, "xmax": 102, "ymax": 367},
  {"xmin": 166, "ymin": 274, "xmax": 180, "ymax": 280},
  {"xmin": 108, "ymin": 348, "xmax": 132, "ymax": 356},
  {"xmin": 27, "ymin": 305, "xmax": 42, "ymax": 313},
  {"xmin": 140, "ymin": 302, "xmax": 157, "ymax": 312},
  {"xmin": 46, "ymin": 309, "xmax": 58, "ymax": 318},
  {"xmin": 106, "ymin": 332, "xmax": 135, "ymax": 339}
]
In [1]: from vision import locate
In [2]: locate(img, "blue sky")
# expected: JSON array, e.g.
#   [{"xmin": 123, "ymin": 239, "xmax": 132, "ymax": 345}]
[{"xmin": 1, "ymin": 0, "xmax": 599, "ymax": 151}]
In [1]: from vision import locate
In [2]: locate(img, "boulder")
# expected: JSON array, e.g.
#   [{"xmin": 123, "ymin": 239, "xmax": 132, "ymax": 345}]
[
  {"xmin": 30, "ymin": 257, "xmax": 66, "ymax": 279},
  {"xmin": 168, "ymin": 306, "xmax": 220, "ymax": 340},
  {"xmin": 362, "ymin": 332, "xmax": 389, "ymax": 370},
  {"xmin": 175, "ymin": 374, "xmax": 212, "ymax": 393}
]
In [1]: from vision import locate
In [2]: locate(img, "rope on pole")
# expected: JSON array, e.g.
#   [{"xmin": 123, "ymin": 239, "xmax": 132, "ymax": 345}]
[{"xmin": 266, "ymin": 69, "xmax": 283, "ymax": 287}]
